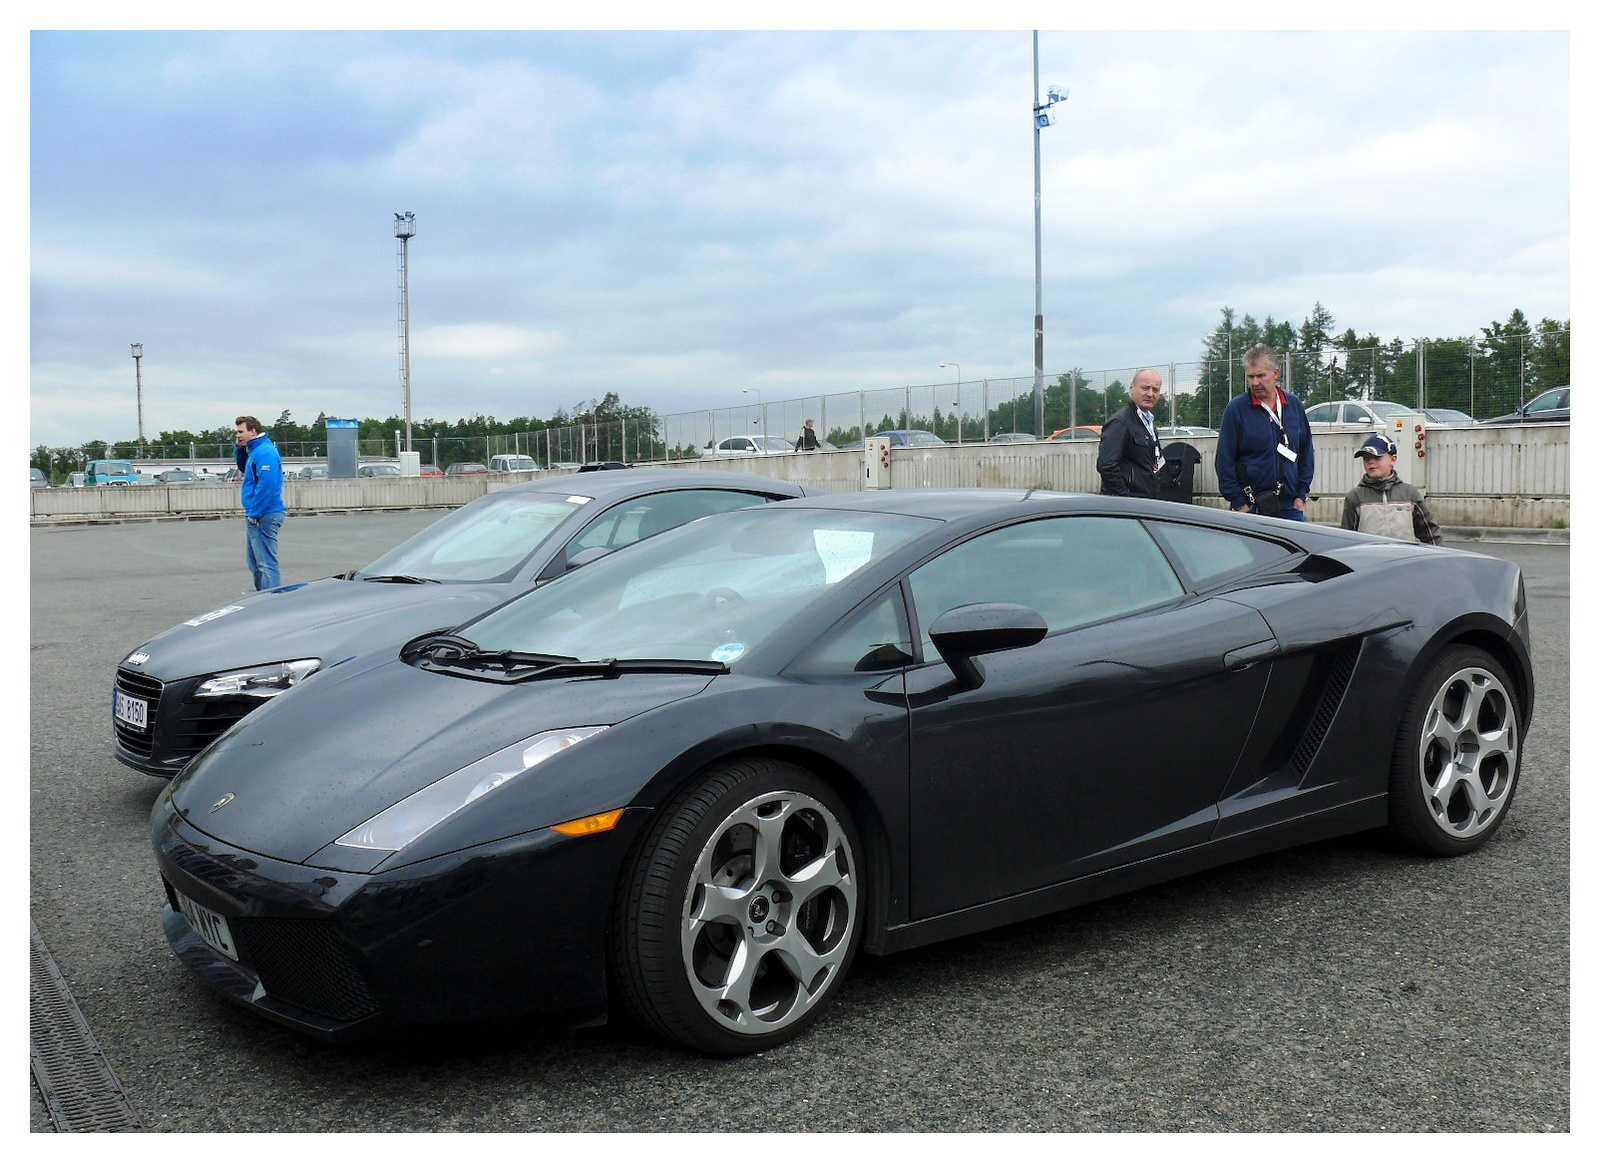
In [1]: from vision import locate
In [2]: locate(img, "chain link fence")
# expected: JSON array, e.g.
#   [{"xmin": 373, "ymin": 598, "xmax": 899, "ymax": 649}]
[{"xmin": 54, "ymin": 331, "xmax": 1567, "ymax": 475}]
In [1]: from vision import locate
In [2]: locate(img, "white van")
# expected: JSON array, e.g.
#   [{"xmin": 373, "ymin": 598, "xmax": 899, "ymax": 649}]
[{"xmin": 488, "ymin": 454, "xmax": 540, "ymax": 473}]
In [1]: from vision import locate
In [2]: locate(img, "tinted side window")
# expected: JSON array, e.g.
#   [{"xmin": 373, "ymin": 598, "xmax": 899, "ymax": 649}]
[
  {"xmin": 1151, "ymin": 521, "xmax": 1294, "ymax": 588},
  {"xmin": 907, "ymin": 517, "xmax": 1182, "ymax": 657},
  {"xmin": 787, "ymin": 590, "xmax": 914, "ymax": 678},
  {"xmin": 1345, "ymin": 406, "xmax": 1374, "ymax": 426},
  {"xmin": 1304, "ymin": 403, "xmax": 1338, "ymax": 423},
  {"xmin": 569, "ymin": 489, "xmax": 774, "ymax": 556}
]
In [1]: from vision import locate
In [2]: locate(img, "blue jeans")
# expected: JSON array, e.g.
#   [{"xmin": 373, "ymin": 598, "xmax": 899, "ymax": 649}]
[
  {"xmin": 1276, "ymin": 506, "xmax": 1307, "ymax": 521},
  {"xmin": 245, "ymin": 510, "xmax": 286, "ymax": 590}
]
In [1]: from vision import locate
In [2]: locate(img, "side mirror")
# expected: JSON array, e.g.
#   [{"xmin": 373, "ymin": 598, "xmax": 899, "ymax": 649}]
[{"xmin": 928, "ymin": 602, "xmax": 1048, "ymax": 688}]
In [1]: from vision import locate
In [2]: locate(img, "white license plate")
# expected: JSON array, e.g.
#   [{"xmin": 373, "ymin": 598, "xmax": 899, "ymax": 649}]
[
  {"xmin": 175, "ymin": 889, "xmax": 239, "ymax": 961},
  {"xmin": 113, "ymin": 689, "xmax": 148, "ymax": 730}
]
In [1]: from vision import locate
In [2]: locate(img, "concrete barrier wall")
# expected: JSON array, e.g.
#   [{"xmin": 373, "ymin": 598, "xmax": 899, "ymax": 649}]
[{"xmin": 32, "ymin": 424, "xmax": 1570, "ymax": 528}]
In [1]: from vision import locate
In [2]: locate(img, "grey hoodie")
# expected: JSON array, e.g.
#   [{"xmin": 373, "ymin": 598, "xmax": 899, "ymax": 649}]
[{"xmin": 1341, "ymin": 471, "xmax": 1443, "ymax": 544}]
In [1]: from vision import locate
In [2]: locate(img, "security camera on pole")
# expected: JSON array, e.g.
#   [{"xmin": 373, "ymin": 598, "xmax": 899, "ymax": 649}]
[{"xmin": 1032, "ymin": 31, "xmax": 1069, "ymax": 437}]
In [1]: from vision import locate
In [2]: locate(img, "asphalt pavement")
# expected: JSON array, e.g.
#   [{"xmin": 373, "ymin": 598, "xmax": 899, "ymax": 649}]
[{"xmin": 28, "ymin": 511, "xmax": 1570, "ymax": 1132}]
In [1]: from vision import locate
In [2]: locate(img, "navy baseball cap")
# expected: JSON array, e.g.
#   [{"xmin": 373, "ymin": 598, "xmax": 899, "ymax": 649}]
[{"xmin": 1355, "ymin": 433, "xmax": 1398, "ymax": 457}]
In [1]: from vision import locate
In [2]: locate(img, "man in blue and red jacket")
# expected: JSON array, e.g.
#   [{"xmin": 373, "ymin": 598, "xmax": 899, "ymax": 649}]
[
  {"xmin": 1216, "ymin": 345, "xmax": 1315, "ymax": 520},
  {"xmin": 234, "ymin": 415, "xmax": 288, "ymax": 589}
]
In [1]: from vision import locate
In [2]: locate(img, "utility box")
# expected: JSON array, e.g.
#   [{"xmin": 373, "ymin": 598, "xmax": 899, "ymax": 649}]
[
  {"xmin": 864, "ymin": 436, "xmax": 893, "ymax": 490},
  {"xmin": 1398, "ymin": 416, "xmax": 1428, "ymax": 491},
  {"xmin": 326, "ymin": 419, "xmax": 359, "ymax": 478},
  {"xmin": 398, "ymin": 450, "xmax": 421, "ymax": 476}
]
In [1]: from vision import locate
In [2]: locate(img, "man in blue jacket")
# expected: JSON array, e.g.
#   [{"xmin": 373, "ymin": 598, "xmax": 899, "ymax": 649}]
[
  {"xmin": 234, "ymin": 415, "xmax": 288, "ymax": 589},
  {"xmin": 1216, "ymin": 345, "xmax": 1315, "ymax": 520}
]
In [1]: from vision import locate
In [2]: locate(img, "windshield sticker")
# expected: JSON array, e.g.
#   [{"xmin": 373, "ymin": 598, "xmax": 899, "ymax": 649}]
[
  {"xmin": 183, "ymin": 604, "xmax": 244, "ymax": 627},
  {"xmin": 565, "ymin": 495, "xmax": 593, "ymax": 505},
  {"xmin": 711, "ymin": 642, "xmax": 746, "ymax": 664},
  {"xmin": 813, "ymin": 530, "xmax": 877, "ymax": 583}
]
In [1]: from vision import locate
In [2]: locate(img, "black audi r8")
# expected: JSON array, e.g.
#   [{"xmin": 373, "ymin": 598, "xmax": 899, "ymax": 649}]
[
  {"xmin": 152, "ymin": 489, "xmax": 1533, "ymax": 1055},
  {"xmin": 113, "ymin": 469, "xmax": 807, "ymax": 779}
]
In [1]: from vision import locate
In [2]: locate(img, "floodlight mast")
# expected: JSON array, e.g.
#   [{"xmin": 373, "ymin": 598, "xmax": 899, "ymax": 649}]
[
  {"xmin": 394, "ymin": 212, "xmax": 417, "ymax": 452},
  {"xmin": 1032, "ymin": 32, "xmax": 1069, "ymax": 437},
  {"xmin": 130, "ymin": 343, "xmax": 145, "ymax": 448}
]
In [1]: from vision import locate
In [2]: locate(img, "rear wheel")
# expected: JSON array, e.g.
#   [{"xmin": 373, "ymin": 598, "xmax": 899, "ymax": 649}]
[
  {"xmin": 611, "ymin": 758, "xmax": 863, "ymax": 1054},
  {"xmin": 1388, "ymin": 646, "xmax": 1522, "ymax": 856}
]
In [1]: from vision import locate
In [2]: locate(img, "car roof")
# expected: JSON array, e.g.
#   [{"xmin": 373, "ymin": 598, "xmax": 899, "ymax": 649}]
[{"xmin": 494, "ymin": 467, "xmax": 809, "ymax": 501}]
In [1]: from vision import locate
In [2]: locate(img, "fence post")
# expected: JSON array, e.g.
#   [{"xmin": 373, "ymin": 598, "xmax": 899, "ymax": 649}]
[
  {"xmin": 983, "ymin": 380, "xmax": 990, "ymax": 441},
  {"xmin": 1416, "ymin": 341, "xmax": 1425, "ymax": 411}
]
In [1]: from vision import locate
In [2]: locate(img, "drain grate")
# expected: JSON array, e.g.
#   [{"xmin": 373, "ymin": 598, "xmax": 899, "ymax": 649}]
[{"xmin": 30, "ymin": 922, "xmax": 141, "ymax": 1132}]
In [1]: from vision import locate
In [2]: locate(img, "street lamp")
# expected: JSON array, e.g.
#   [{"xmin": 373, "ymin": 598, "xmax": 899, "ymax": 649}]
[
  {"xmin": 130, "ymin": 343, "xmax": 145, "ymax": 448},
  {"xmin": 1032, "ymin": 32, "xmax": 1069, "ymax": 436},
  {"xmin": 741, "ymin": 387, "xmax": 767, "ymax": 440},
  {"xmin": 394, "ymin": 211, "xmax": 417, "ymax": 452},
  {"xmin": 939, "ymin": 362, "xmax": 962, "ymax": 443}
]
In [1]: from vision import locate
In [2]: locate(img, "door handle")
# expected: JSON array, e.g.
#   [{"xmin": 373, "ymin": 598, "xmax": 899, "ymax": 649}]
[{"xmin": 1224, "ymin": 640, "xmax": 1279, "ymax": 671}]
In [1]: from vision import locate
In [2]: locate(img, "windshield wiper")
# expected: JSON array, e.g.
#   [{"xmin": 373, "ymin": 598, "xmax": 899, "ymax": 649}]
[
  {"xmin": 506, "ymin": 657, "xmax": 730, "ymax": 681},
  {"xmin": 361, "ymin": 573, "xmax": 442, "ymax": 584},
  {"xmin": 419, "ymin": 652, "xmax": 729, "ymax": 682}
]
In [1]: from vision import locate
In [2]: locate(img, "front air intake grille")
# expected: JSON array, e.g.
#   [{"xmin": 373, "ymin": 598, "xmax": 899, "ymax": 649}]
[
  {"xmin": 113, "ymin": 668, "xmax": 163, "ymax": 758},
  {"xmin": 232, "ymin": 918, "xmax": 380, "ymax": 1023},
  {"xmin": 1291, "ymin": 640, "xmax": 1362, "ymax": 775}
]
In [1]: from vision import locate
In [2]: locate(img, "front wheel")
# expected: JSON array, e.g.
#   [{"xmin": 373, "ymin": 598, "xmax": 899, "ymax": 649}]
[
  {"xmin": 610, "ymin": 758, "xmax": 864, "ymax": 1054},
  {"xmin": 1387, "ymin": 646, "xmax": 1522, "ymax": 856}
]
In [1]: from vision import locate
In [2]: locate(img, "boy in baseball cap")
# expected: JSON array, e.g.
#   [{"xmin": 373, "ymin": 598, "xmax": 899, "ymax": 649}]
[{"xmin": 1340, "ymin": 432, "xmax": 1442, "ymax": 544}]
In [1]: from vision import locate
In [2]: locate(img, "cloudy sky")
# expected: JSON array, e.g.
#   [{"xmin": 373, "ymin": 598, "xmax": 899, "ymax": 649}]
[{"xmin": 27, "ymin": 24, "xmax": 1570, "ymax": 450}]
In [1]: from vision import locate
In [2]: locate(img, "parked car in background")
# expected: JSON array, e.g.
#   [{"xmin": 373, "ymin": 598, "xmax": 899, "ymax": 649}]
[
  {"xmin": 151, "ymin": 489, "xmax": 1534, "ymax": 1055},
  {"xmin": 1421, "ymin": 409, "xmax": 1479, "ymax": 428},
  {"xmin": 1481, "ymin": 386, "xmax": 1569, "ymax": 426},
  {"xmin": 702, "ymin": 435, "xmax": 796, "ymax": 457},
  {"xmin": 86, "ymin": 458, "xmax": 139, "ymax": 486},
  {"xmin": 489, "ymin": 454, "xmax": 540, "ymax": 473},
  {"xmin": 357, "ymin": 463, "xmax": 403, "ymax": 478},
  {"xmin": 66, "ymin": 472, "xmax": 86, "ymax": 488},
  {"xmin": 1046, "ymin": 426, "xmax": 1103, "ymax": 442},
  {"xmin": 1303, "ymin": 399, "xmax": 1426, "ymax": 435},
  {"xmin": 154, "ymin": 469, "xmax": 200, "ymax": 484},
  {"xmin": 30, "ymin": 467, "xmax": 48, "ymax": 488},
  {"xmin": 112, "ymin": 469, "xmax": 810, "ymax": 781},
  {"xmin": 870, "ymin": 430, "xmax": 948, "ymax": 448},
  {"xmin": 445, "ymin": 462, "xmax": 489, "ymax": 476},
  {"xmin": 988, "ymin": 432, "xmax": 1038, "ymax": 443},
  {"xmin": 1158, "ymin": 426, "xmax": 1219, "ymax": 439},
  {"xmin": 419, "ymin": 464, "xmax": 444, "ymax": 477}
]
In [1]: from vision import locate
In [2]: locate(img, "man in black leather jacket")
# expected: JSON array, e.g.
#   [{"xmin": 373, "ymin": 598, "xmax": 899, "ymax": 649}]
[{"xmin": 1096, "ymin": 367, "xmax": 1165, "ymax": 498}]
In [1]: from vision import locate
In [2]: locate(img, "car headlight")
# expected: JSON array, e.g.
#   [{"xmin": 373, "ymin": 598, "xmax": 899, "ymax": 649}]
[
  {"xmin": 194, "ymin": 659, "xmax": 321, "ymax": 699},
  {"xmin": 333, "ymin": 726, "xmax": 609, "ymax": 854}
]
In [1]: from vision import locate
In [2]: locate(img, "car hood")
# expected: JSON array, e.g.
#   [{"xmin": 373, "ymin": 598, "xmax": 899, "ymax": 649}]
[
  {"xmin": 164, "ymin": 655, "xmax": 716, "ymax": 865},
  {"xmin": 127, "ymin": 576, "xmax": 511, "ymax": 681}
]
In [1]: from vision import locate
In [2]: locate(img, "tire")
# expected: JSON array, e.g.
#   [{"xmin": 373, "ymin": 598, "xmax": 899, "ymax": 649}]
[
  {"xmin": 1387, "ymin": 645, "xmax": 1522, "ymax": 856},
  {"xmin": 610, "ymin": 757, "xmax": 864, "ymax": 1055}
]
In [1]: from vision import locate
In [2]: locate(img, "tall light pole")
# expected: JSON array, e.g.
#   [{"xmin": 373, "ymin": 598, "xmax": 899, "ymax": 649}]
[
  {"xmin": 939, "ymin": 361, "xmax": 962, "ymax": 443},
  {"xmin": 741, "ymin": 387, "xmax": 766, "ymax": 439},
  {"xmin": 1032, "ymin": 33, "xmax": 1068, "ymax": 437},
  {"xmin": 130, "ymin": 343, "xmax": 145, "ymax": 447},
  {"xmin": 394, "ymin": 211, "xmax": 417, "ymax": 452}
]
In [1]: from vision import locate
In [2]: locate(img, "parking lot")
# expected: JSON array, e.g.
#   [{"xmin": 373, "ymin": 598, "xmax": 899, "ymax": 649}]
[{"xmin": 29, "ymin": 511, "xmax": 1570, "ymax": 1132}]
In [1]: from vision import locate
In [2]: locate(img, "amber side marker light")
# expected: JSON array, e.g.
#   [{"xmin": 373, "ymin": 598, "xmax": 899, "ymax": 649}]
[{"xmin": 551, "ymin": 808, "xmax": 625, "ymax": 837}]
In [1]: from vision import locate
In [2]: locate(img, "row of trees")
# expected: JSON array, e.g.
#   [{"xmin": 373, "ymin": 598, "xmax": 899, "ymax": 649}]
[{"xmin": 32, "ymin": 310, "xmax": 1570, "ymax": 481}]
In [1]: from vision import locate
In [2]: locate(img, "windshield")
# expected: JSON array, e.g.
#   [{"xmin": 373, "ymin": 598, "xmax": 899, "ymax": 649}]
[
  {"xmin": 754, "ymin": 437, "xmax": 795, "ymax": 452},
  {"xmin": 458, "ymin": 507, "xmax": 934, "ymax": 664},
  {"xmin": 357, "ymin": 489, "xmax": 589, "ymax": 582},
  {"xmin": 1367, "ymin": 401, "xmax": 1415, "ymax": 419}
]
